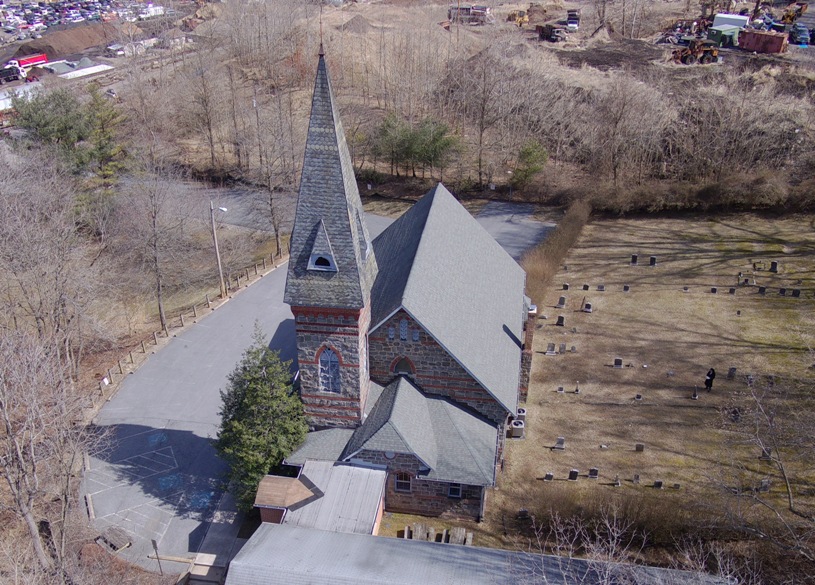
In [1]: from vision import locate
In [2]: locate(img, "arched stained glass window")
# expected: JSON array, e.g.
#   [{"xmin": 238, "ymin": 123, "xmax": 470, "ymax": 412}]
[
  {"xmin": 399, "ymin": 319, "xmax": 408, "ymax": 341},
  {"xmin": 319, "ymin": 348, "xmax": 341, "ymax": 394}
]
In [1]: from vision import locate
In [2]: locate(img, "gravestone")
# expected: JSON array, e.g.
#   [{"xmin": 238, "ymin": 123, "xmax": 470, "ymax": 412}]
[
  {"xmin": 726, "ymin": 367, "xmax": 737, "ymax": 380},
  {"xmin": 650, "ymin": 256, "xmax": 657, "ymax": 267},
  {"xmin": 546, "ymin": 343, "xmax": 557, "ymax": 356},
  {"xmin": 559, "ymin": 343, "xmax": 567, "ymax": 354},
  {"xmin": 683, "ymin": 286, "xmax": 689, "ymax": 292},
  {"xmin": 758, "ymin": 286, "xmax": 766, "ymax": 295},
  {"xmin": 583, "ymin": 303, "xmax": 593, "ymax": 313},
  {"xmin": 759, "ymin": 478, "xmax": 770, "ymax": 492},
  {"xmin": 588, "ymin": 468, "xmax": 599, "ymax": 479},
  {"xmin": 770, "ymin": 261, "xmax": 778, "ymax": 273},
  {"xmin": 779, "ymin": 288, "xmax": 787, "ymax": 296},
  {"xmin": 635, "ymin": 443, "xmax": 645, "ymax": 452},
  {"xmin": 556, "ymin": 296, "xmax": 566, "ymax": 308},
  {"xmin": 747, "ymin": 374, "xmax": 754, "ymax": 387},
  {"xmin": 557, "ymin": 386, "xmax": 564, "ymax": 393},
  {"xmin": 597, "ymin": 284, "xmax": 605, "ymax": 292},
  {"xmin": 556, "ymin": 315, "xmax": 565, "ymax": 327},
  {"xmin": 614, "ymin": 358, "xmax": 623, "ymax": 369},
  {"xmin": 692, "ymin": 389, "xmax": 698, "ymax": 400},
  {"xmin": 635, "ymin": 394, "xmax": 643, "ymax": 401},
  {"xmin": 793, "ymin": 289, "xmax": 801, "ymax": 298},
  {"xmin": 555, "ymin": 437, "xmax": 566, "ymax": 450},
  {"xmin": 743, "ymin": 278, "xmax": 750, "ymax": 286},
  {"xmin": 571, "ymin": 346, "xmax": 577, "ymax": 353},
  {"xmin": 673, "ymin": 483, "xmax": 681, "ymax": 490},
  {"xmin": 544, "ymin": 473, "xmax": 553, "ymax": 481},
  {"xmin": 730, "ymin": 408, "xmax": 741, "ymax": 422},
  {"xmin": 517, "ymin": 508, "xmax": 530, "ymax": 520},
  {"xmin": 614, "ymin": 475, "xmax": 621, "ymax": 487},
  {"xmin": 760, "ymin": 448, "xmax": 771, "ymax": 461},
  {"xmin": 582, "ymin": 284, "xmax": 590, "ymax": 291},
  {"xmin": 568, "ymin": 469, "xmax": 579, "ymax": 481},
  {"xmin": 574, "ymin": 384, "xmax": 580, "ymax": 394},
  {"xmin": 631, "ymin": 254, "xmax": 638, "ymax": 265},
  {"xmin": 737, "ymin": 310, "xmax": 741, "ymax": 316},
  {"xmin": 623, "ymin": 284, "xmax": 630, "ymax": 292},
  {"xmin": 711, "ymin": 287, "xmax": 717, "ymax": 294},
  {"xmin": 563, "ymin": 283, "xmax": 570, "ymax": 290},
  {"xmin": 633, "ymin": 474, "xmax": 640, "ymax": 484},
  {"xmin": 654, "ymin": 480, "xmax": 664, "ymax": 489},
  {"xmin": 729, "ymin": 288, "xmax": 736, "ymax": 295}
]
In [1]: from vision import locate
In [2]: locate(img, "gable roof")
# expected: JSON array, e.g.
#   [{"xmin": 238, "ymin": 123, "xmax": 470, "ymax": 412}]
[
  {"xmin": 342, "ymin": 377, "xmax": 497, "ymax": 486},
  {"xmin": 284, "ymin": 52, "xmax": 377, "ymax": 309},
  {"xmin": 370, "ymin": 184, "xmax": 526, "ymax": 414},
  {"xmin": 226, "ymin": 523, "xmax": 729, "ymax": 585},
  {"xmin": 286, "ymin": 428, "xmax": 356, "ymax": 466}
]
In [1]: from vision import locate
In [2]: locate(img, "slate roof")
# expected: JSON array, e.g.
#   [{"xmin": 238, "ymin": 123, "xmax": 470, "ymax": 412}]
[
  {"xmin": 342, "ymin": 377, "xmax": 497, "ymax": 486},
  {"xmin": 226, "ymin": 523, "xmax": 729, "ymax": 585},
  {"xmin": 286, "ymin": 428, "xmax": 355, "ymax": 466},
  {"xmin": 284, "ymin": 53, "xmax": 377, "ymax": 309},
  {"xmin": 370, "ymin": 183, "xmax": 527, "ymax": 415},
  {"xmin": 282, "ymin": 461, "xmax": 386, "ymax": 535}
]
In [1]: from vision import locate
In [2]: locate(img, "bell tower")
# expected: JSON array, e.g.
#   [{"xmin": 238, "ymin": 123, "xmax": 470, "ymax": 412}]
[{"xmin": 284, "ymin": 48, "xmax": 378, "ymax": 428}]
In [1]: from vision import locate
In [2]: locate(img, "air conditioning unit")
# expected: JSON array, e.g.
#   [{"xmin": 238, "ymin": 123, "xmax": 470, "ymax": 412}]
[
  {"xmin": 510, "ymin": 419, "xmax": 525, "ymax": 439},
  {"xmin": 516, "ymin": 408, "xmax": 526, "ymax": 423}
]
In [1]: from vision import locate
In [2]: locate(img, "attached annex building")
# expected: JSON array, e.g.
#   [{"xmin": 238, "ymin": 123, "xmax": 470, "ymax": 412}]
[{"xmin": 283, "ymin": 48, "xmax": 534, "ymax": 519}]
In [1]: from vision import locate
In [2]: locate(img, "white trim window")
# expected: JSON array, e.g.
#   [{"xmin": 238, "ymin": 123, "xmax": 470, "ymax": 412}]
[
  {"xmin": 319, "ymin": 348, "xmax": 341, "ymax": 394},
  {"xmin": 394, "ymin": 472, "xmax": 412, "ymax": 493},
  {"xmin": 448, "ymin": 483, "xmax": 462, "ymax": 498}
]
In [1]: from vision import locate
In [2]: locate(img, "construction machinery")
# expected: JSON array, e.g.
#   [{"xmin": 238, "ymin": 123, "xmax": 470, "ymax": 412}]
[
  {"xmin": 448, "ymin": 4, "xmax": 496, "ymax": 25},
  {"xmin": 672, "ymin": 39, "xmax": 719, "ymax": 64},
  {"xmin": 537, "ymin": 23, "xmax": 568, "ymax": 42},
  {"xmin": 507, "ymin": 10, "xmax": 529, "ymax": 27}
]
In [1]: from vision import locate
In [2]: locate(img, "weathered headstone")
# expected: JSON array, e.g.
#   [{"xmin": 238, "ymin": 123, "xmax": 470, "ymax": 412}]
[
  {"xmin": 588, "ymin": 468, "xmax": 599, "ymax": 479},
  {"xmin": 650, "ymin": 256, "xmax": 657, "ymax": 267},
  {"xmin": 556, "ymin": 296, "xmax": 566, "ymax": 309},
  {"xmin": 747, "ymin": 374, "xmax": 754, "ymax": 387},
  {"xmin": 760, "ymin": 448, "xmax": 771, "ymax": 461},
  {"xmin": 683, "ymin": 286, "xmax": 689, "ymax": 292},
  {"xmin": 582, "ymin": 284, "xmax": 590, "ymax": 291},
  {"xmin": 623, "ymin": 284, "xmax": 630, "ymax": 292},
  {"xmin": 635, "ymin": 394, "xmax": 643, "ymax": 401},
  {"xmin": 571, "ymin": 346, "xmax": 577, "ymax": 353},
  {"xmin": 583, "ymin": 303, "xmax": 593, "ymax": 313},
  {"xmin": 568, "ymin": 469, "xmax": 579, "ymax": 481},
  {"xmin": 544, "ymin": 473, "xmax": 554, "ymax": 481},
  {"xmin": 555, "ymin": 437, "xmax": 566, "ymax": 450},
  {"xmin": 614, "ymin": 475, "xmax": 621, "ymax": 487},
  {"xmin": 711, "ymin": 287, "xmax": 717, "ymax": 294},
  {"xmin": 559, "ymin": 343, "xmax": 567, "ymax": 354},
  {"xmin": 758, "ymin": 286, "xmax": 766, "ymax": 295},
  {"xmin": 770, "ymin": 261, "xmax": 778, "ymax": 273},
  {"xmin": 779, "ymin": 288, "xmax": 787, "ymax": 296},
  {"xmin": 546, "ymin": 343, "xmax": 557, "ymax": 356},
  {"xmin": 635, "ymin": 443, "xmax": 645, "ymax": 452},
  {"xmin": 633, "ymin": 474, "xmax": 640, "ymax": 484},
  {"xmin": 556, "ymin": 315, "xmax": 565, "ymax": 327},
  {"xmin": 692, "ymin": 389, "xmax": 699, "ymax": 400},
  {"xmin": 729, "ymin": 288, "xmax": 736, "ymax": 295},
  {"xmin": 597, "ymin": 284, "xmax": 605, "ymax": 292},
  {"xmin": 654, "ymin": 480, "xmax": 664, "ymax": 489},
  {"xmin": 631, "ymin": 254, "xmax": 638, "ymax": 265},
  {"xmin": 759, "ymin": 478, "xmax": 770, "ymax": 492},
  {"xmin": 793, "ymin": 289, "xmax": 801, "ymax": 298},
  {"xmin": 563, "ymin": 283, "xmax": 570, "ymax": 290},
  {"xmin": 743, "ymin": 278, "xmax": 750, "ymax": 286},
  {"xmin": 557, "ymin": 386, "xmax": 564, "ymax": 393},
  {"xmin": 614, "ymin": 358, "xmax": 623, "ymax": 369},
  {"xmin": 673, "ymin": 483, "xmax": 681, "ymax": 490}
]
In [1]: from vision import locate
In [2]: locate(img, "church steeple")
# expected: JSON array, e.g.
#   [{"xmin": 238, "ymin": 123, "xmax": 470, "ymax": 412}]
[
  {"xmin": 285, "ymin": 51, "xmax": 377, "ymax": 429},
  {"xmin": 284, "ymin": 51, "xmax": 377, "ymax": 310}
]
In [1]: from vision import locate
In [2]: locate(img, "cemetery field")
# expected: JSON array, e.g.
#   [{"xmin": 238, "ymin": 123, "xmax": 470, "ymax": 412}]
[{"xmin": 492, "ymin": 214, "xmax": 815, "ymax": 553}]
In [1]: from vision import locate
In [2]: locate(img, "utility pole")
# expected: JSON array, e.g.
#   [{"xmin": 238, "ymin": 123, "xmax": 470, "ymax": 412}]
[{"xmin": 210, "ymin": 200, "xmax": 227, "ymax": 299}]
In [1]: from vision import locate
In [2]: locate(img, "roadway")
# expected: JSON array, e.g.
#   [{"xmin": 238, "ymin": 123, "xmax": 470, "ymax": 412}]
[{"xmin": 81, "ymin": 201, "xmax": 554, "ymax": 573}]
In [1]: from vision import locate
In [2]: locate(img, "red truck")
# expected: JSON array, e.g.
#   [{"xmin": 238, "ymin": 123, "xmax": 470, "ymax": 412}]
[{"xmin": 5, "ymin": 53, "xmax": 48, "ymax": 70}]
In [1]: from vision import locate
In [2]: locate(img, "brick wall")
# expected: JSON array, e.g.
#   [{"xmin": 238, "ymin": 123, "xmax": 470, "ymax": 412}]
[
  {"xmin": 350, "ymin": 450, "xmax": 483, "ymax": 519},
  {"xmin": 294, "ymin": 305, "xmax": 371, "ymax": 428},
  {"xmin": 368, "ymin": 310, "xmax": 507, "ymax": 423}
]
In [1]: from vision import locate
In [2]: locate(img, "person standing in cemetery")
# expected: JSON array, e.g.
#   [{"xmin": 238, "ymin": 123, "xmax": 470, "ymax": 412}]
[{"xmin": 705, "ymin": 368, "xmax": 716, "ymax": 391}]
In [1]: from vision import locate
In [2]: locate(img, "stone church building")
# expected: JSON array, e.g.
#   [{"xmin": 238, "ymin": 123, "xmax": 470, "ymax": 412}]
[{"xmin": 283, "ymin": 49, "xmax": 534, "ymax": 520}]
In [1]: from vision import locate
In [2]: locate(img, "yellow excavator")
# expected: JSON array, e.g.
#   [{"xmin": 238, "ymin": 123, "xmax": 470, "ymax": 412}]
[{"xmin": 507, "ymin": 10, "xmax": 530, "ymax": 27}]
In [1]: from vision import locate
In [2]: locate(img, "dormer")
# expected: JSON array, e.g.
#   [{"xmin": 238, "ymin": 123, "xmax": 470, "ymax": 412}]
[{"xmin": 307, "ymin": 220, "xmax": 337, "ymax": 272}]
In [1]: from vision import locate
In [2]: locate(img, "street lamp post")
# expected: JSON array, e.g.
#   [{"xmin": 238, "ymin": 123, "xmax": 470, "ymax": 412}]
[{"xmin": 210, "ymin": 201, "xmax": 227, "ymax": 299}]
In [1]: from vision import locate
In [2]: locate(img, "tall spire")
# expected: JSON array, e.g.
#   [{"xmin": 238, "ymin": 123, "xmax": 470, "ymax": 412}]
[{"xmin": 284, "ymin": 51, "xmax": 377, "ymax": 310}]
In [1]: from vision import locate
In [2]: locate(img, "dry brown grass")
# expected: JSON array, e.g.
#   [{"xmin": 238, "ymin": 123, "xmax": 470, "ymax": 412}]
[{"xmin": 492, "ymin": 214, "xmax": 815, "ymax": 562}]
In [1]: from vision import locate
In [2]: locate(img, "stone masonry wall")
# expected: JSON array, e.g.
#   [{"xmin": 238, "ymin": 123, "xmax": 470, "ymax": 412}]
[
  {"xmin": 368, "ymin": 310, "xmax": 506, "ymax": 423},
  {"xmin": 519, "ymin": 307, "xmax": 537, "ymax": 402},
  {"xmin": 350, "ymin": 450, "xmax": 482, "ymax": 519},
  {"xmin": 294, "ymin": 305, "xmax": 371, "ymax": 428}
]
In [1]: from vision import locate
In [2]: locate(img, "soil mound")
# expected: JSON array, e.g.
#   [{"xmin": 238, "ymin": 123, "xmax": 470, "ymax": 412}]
[{"xmin": 16, "ymin": 22, "xmax": 142, "ymax": 60}]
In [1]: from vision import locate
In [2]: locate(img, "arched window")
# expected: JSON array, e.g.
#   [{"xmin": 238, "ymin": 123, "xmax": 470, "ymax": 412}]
[
  {"xmin": 319, "ymin": 348, "xmax": 341, "ymax": 394},
  {"xmin": 399, "ymin": 319, "xmax": 408, "ymax": 341},
  {"xmin": 388, "ymin": 326, "xmax": 395, "ymax": 340},
  {"xmin": 393, "ymin": 358, "xmax": 414, "ymax": 376},
  {"xmin": 394, "ymin": 472, "xmax": 411, "ymax": 493}
]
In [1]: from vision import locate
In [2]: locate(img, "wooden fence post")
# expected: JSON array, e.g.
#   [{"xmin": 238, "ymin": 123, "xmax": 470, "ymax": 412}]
[
  {"xmin": 262, "ymin": 257, "xmax": 267, "ymax": 270},
  {"xmin": 129, "ymin": 351, "xmax": 134, "ymax": 364},
  {"xmin": 117, "ymin": 360, "xmax": 123, "ymax": 375},
  {"xmin": 206, "ymin": 294, "xmax": 211, "ymax": 308},
  {"xmin": 193, "ymin": 305, "xmax": 198, "ymax": 318},
  {"xmin": 141, "ymin": 340, "xmax": 147, "ymax": 353},
  {"xmin": 180, "ymin": 314, "xmax": 185, "ymax": 327},
  {"xmin": 153, "ymin": 331, "xmax": 159, "ymax": 345}
]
